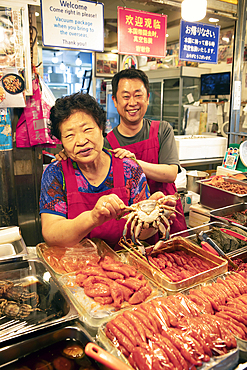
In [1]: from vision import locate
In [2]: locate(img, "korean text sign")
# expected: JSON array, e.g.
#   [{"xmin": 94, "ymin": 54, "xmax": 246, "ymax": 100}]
[
  {"xmin": 118, "ymin": 7, "xmax": 167, "ymax": 58},
  {"xmin": 41, "ymin": 0, "xmax": 104, "ymax": 51},
  {"xmin": 179, "ymin": 20, "xmax": 220, "ymax": 64}
]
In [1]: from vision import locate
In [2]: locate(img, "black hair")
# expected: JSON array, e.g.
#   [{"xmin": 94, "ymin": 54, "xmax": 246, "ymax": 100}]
[
  {"xmin": 49, "ymin": 92, "xmax": 106, "ymax": 141},
  {"xmin": 112, "ymin": 69, "xmax": 150, "ymax": 100}
]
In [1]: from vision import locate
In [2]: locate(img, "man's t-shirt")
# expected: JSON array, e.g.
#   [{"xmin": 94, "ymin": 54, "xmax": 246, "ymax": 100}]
[{"xmin": 104, "ymin": 119, "xmax": 181, "ymax": 172}]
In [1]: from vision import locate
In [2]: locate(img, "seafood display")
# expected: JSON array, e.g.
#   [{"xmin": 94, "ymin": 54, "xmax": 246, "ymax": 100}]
[
  {"xmin": 225, "ymin": 209, "xmax": 247, "ymax": 227},
  {"xmin": 37, "ymin": 239, "xmax": 100, "ymax": 275},
  {"xmin": 103, "ymin": 272, "xmax": 247, "ymax": 369},
  {"xmin": 200, "ymin": 225, "xmax": 247, "ymax": 254},
  {"xmin": 206, "ymin": 175, "xmax": 247, "ymax": 195},
  {"xmin": 148, "ymin": 249, "xmax": 214, "ymax": 282},
  {"xmin": 117, "ymin": 193, "xmax": 179, "ymax": 246},
  {"xmin": 0, "ymin": 280, "xmax": 40, "ymax": 319},
  {"xmin": 75, "ymin": 256, "xmax": 152, "ymax": 308}
]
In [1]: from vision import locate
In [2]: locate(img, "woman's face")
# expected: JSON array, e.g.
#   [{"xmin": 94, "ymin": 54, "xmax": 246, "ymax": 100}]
[{"xmin": 60, "ymin": 111, "xmax": 104, "ymax": 165}]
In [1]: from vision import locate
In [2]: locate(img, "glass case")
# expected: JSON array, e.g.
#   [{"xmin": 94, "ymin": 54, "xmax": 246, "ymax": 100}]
[
  {"xmin": 145, "ymin": 67, "xmax": 210, "ymax": 134},
  {"xmin": 145, "ymin": 81, "xmax": 162, "ymax": 121},
  {"xmin": 163, "ymin": 76, "xmax": 201, "ymax": 134}
]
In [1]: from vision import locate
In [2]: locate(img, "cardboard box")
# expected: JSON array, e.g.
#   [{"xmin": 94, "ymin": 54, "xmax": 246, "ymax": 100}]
[{"xmin": 175, "ymin": 135, "xmax": 227, "ymax": 160}]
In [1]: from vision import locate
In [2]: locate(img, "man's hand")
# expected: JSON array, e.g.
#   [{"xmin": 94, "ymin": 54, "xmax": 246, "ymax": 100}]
[
  {"xmin": 51, "ymin": 149, "xmax": 68, "ymax": 162},
  {"xmin": 111, "ymin": 148, "xmax": 136, "ymax": 160}
]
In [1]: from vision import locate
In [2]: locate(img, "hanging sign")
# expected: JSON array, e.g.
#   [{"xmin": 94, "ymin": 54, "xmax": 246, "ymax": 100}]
[
  {"xmin": 118, "ymin": 7, "xmax": 167, "ymax": 58},
  {"xmin": 40, "ymin": 0, "xmax": 104, "ymax": 51},
  {"xmin": 179, "ymin": 20, "xmax": 220, "ymax": 64}
]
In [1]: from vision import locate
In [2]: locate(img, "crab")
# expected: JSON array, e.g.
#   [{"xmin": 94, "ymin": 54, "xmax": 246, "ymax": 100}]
[
  {"xmin": 4, "ymin": 284, "xmax": 39, "ymax": 307},
  {"xmin": 0, "ymin": 280, "xmax": 14, "ymax": 297},
  {"xmin": 117, "ymin": 193, "xmax": 180, "ymax": 249},
  {"xmin": 0, "ymin": 298, "xmax": 40, "ymax": 319}
]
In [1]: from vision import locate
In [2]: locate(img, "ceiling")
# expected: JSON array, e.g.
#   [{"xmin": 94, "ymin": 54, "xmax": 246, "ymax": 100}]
[{"xmin": 35, "ymin": 0, "xmax": 237, "ymax": 66}]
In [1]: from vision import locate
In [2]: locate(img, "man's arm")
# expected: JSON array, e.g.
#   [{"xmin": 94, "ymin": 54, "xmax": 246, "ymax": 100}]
[{"xmin": 137, "ymin": 161, "xmax": 178, "ymax": 183}]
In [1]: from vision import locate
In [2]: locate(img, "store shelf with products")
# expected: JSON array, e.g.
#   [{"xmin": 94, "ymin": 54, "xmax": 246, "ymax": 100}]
[{"xmin": 145, "ymin": 67, "xmax": 211, "ymax": 134}]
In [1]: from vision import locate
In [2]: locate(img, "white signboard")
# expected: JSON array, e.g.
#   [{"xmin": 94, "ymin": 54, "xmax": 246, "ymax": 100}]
[{"xmin": 41, "ymin": 0, "xmax": 104, "ymax": 51}]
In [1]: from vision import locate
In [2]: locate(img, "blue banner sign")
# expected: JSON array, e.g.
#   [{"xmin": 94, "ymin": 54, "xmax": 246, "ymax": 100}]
[{"xmin": 179, "ymin": 20, "xmax": 220, "ymax": 64}]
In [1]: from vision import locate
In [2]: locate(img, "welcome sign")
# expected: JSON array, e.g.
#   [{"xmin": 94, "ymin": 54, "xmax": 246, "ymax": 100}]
[{"xmin": 41, "ymin": 0, "xmax": 104, "ymax": 51}]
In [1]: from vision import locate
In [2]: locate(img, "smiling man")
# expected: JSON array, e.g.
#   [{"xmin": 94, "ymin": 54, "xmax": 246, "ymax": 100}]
[{"xmin": 104, "ymin": 68, "xmax": 187, "ymax": 235}]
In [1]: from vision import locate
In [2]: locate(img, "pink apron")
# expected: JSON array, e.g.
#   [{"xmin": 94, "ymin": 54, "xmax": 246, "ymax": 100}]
[
  {"xmin": 107, "ymin": 121, "xmax": 187, "ymax": 234},
  {"xmin": 62, "ymin": 155, "xmax": 129, "ymax": 250}
]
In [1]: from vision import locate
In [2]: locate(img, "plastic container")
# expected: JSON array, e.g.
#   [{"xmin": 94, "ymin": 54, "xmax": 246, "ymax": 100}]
[{"xmin": 58, "ymin": 239, "xmax": 164, "ymax": 330}]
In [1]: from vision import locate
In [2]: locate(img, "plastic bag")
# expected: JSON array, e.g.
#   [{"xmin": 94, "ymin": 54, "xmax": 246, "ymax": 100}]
[
  {"xmin": 16, "ymin": 77, "xmax": 60, "ymax": 147},
  {"xmin": 175, "ymin": 167, "xmax": 187, "ymax": 190}
]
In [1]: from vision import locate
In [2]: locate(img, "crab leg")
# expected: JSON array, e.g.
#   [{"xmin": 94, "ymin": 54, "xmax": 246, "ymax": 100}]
[
  {"xmin": 122, "ymin": 213, "xmax": 136, "ymax": 239},
  {"xmin": 160, "ymin": 215, "xmax": 171, "ymax": 239}
]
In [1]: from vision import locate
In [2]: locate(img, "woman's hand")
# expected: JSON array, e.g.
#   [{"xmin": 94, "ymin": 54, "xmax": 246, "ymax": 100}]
[
  {"xmin": 51, "ymin": 149, "xmax": 68, "ymax": 162},
  {"xmin": 91, "ymin": 194, "xmax": 126, "ymax": 226},
  {"xmin": 111, "ymin": 148, "xmax": 136, "ymax": 160},
  {"xmin": 150, "ymin": 191, "xmax": 177, "ymax": 223}
]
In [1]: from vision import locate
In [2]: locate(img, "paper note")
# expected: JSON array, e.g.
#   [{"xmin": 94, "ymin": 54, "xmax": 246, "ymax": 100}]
[{"xmin": 207, "ymin": 103, "xmax": 217, "ymax": 124}]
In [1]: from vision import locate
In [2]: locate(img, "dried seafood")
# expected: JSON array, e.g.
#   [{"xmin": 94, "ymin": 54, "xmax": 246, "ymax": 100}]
[{"xmin": 207, "ymin": 175, "xmax": 247, "ymax": 194}]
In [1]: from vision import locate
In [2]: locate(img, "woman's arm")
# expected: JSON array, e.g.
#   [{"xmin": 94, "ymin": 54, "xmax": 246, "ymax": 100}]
[{"xmin": 41, "ymin": 194, "xmax": 125, "ymax": 248}]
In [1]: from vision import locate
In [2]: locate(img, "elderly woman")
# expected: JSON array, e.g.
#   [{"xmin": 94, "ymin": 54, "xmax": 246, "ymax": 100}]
[{"xmin": 40, "ymin": 92, "xmax": 175, "ymax": 249}]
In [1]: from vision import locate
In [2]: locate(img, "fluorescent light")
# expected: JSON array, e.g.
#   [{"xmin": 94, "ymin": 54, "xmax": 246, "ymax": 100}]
[
  {"xmin": 76, "ymin": 54, "xmax": 82, "ymax": 66},
  {"xmin": 60, "ymin": 61, "xmax": 66, "ymax": 70},
  {"xmin": 222, "ymin": 37, "xmax": 230, "ymax": 43},
  {"xmin": 209, "ymin": 17, "xmax": 219, "ymax": 23},
  {"xmin": 182, "ymin": 0, "xmax": 207, "ymax": 22},
  {"xmin": 52, "ymin": 53, "xmax": 58, "ymax": 64},
  {"xmin": 111, "ymin": 49, "xmax": 118, "ymax": 54}
]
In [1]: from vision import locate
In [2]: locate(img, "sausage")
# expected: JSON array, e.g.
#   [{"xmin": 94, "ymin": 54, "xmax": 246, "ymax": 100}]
[
  {"xmin": 150, "ymin": 300, "xmax": 169, "ymax": 328},
  {"xmin": 84, "ymin": 283, "xmax": 111, "ymax": 297},
  {"xmin": 131, "ymin": 346, "xmax": 153, "ymax": 370},
  {"xmin": 153, "ymin": 334, "xmax": 184, "ymax": 370},
  {"xmin": 104, "ymin": 271, "xmax": 124, "ymax": 280},
  {"xmin": 161, "ymin": 329, "xmax": 198, "ymax": 366},
  {"xmin": 113, "ymin": 316, "xmax": 137, "ymax": 347},
  {"xmin": 94, "ymin": 296, "xmax": 113, "ymax": 305},
  {"xmin": 128, "ymin": 286, "xmax": 151, "ymax": 305},
  {"xmin": 120, "ymin": 315, "xmax": 143, "ymax": 346},
  {"xmin": 105, "ymin": 321, "xmax": 134, "ymax": 353},
  {"xmin": 156, "ymin": 298, "xmax": 178, "ymax": 326},
  {"xmin": 123, "ymin": 310, "xmax": 147, "ymax": 343}
]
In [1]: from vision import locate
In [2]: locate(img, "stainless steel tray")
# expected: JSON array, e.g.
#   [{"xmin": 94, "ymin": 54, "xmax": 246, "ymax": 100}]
[
  {"xmin": 122, "ymin": 236, "xmax": 228, "ymax": 294},
  {"xmin": 210, "ymin": 203, "xmax": 247, "ymax": 231},
  {"xmin": 171, "ymin": 221, "xmax": 247, "ymax": 255},
  {"xmin": 0, "ymin": 227, "xmax": 28, "ymax": 262},
  {"xmin": 198, "ymin": 178, "xmax": 247, "ymax": 210},
  {"xmin": 0, "ymin": 321, "xmax": 95, "ymax": 368},
  {"xmin": 0, "ymin": 258, "xmax": 78, "ymax": 344}
]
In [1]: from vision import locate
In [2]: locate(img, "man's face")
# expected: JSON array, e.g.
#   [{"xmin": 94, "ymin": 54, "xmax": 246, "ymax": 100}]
[{"xmin": 112, "ymin": 78, "xmax": 149, "ymax": 126}]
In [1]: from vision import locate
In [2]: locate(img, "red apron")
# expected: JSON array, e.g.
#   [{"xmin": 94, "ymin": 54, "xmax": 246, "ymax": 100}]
[
  {"xmin": 107, "ymin": 121, "xmax": 187, "ymax": 234},
  {"xmin": 62, "ymin": 155, "xmax": 129, "ymax": 250}
]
